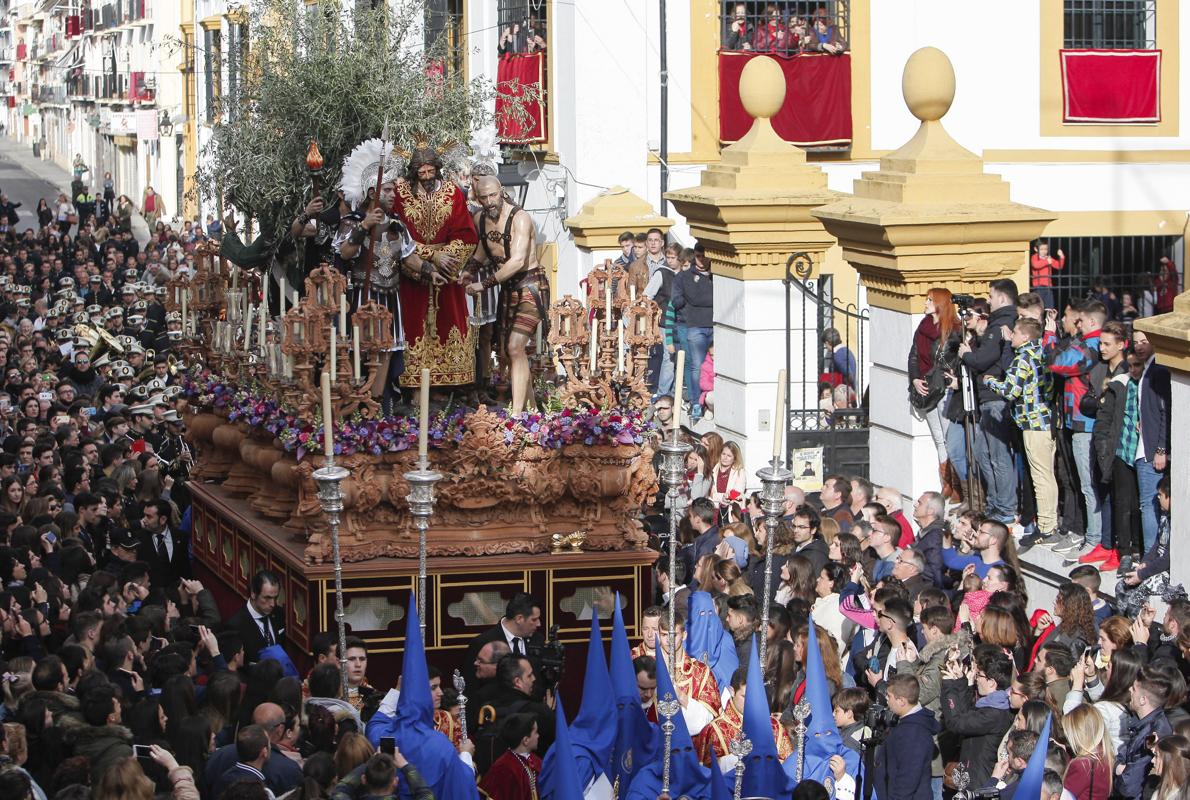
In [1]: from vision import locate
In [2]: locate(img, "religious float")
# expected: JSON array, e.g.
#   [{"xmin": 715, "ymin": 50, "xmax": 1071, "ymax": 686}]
[{"xmin": 173, "ymin": 249, "xmax": 663, "ymax": 683}]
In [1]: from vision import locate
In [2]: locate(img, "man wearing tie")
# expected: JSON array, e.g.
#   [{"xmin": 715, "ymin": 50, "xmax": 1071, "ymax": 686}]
[
  {"xmin": 137, "ymin": 499, "xmax": 190, "ymax": 590},
  {"xmin": 462, "ymin": 593, "xmax": 543, "ymax": 689},
  {"xmin": 226, "ymin": 569, "xmax": 287, "ymax": 663}
]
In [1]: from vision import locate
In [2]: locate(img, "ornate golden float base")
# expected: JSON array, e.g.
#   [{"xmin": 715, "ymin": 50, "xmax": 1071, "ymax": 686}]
[{"xmin": 185, "ymin": 405, "xmax": 657, "ymax": 565}]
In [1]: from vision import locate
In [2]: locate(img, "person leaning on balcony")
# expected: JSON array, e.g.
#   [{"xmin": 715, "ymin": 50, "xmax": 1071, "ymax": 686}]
[
  {"xmin": 725, "ymin": 2, "xmax": 752, "ymax": 51},
  {"xmin": 806, "ymin": 9, "xmax": 847, "ymax": 55}
]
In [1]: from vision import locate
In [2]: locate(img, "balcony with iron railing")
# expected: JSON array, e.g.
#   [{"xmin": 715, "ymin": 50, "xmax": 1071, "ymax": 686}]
[
  {"xmin": 715, "ymin": 0, "xmax": 852, "ymax": 151},
  {"xmin": 36, "ymin": 84, "xmax": 65, "ymax": 104}
]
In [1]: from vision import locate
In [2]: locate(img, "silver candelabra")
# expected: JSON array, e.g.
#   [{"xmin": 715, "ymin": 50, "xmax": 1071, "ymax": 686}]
[
  {"xmin": 658, "ymin": 435, "xmax": 692, "ymax": 669},
  {"xmin": 793, "ymin": 699, "xmax": 811, "ymax": 781},
  {"xmin": 312, "ymin": 460, "xmax": 351, "ymax": 698},
  {"xmin": 729, "ymin": 733, "xmax": 752, "ymax": 800},
  {"xmin": 657, "ymin": 691, "xmax": 681, "ymax": 797},
  {"xmin": 404, "ymin": 456, "xmax": 442, "ymax": 641},
  {"xmin": 756, "ymin": 455, "xmax": 793, "ymax": 669}
]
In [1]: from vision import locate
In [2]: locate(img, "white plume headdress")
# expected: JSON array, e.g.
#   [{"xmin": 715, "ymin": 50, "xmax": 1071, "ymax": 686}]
[
  {"xmin": 339, "ymin": 138, "xmax": 405, "ymax": 210},
  {"xmin": 468, "ymin": 124, "xmax": 502, "ymax": 176}
]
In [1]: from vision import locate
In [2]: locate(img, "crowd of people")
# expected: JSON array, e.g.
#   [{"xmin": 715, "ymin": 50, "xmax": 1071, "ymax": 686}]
[
  {"xmin": 0, "ymin": 138, "xmax": 1184, "ymax": 800},
  {"xmin": 722, "ymin": 3, "xmax": 849, "ymax": 55}
]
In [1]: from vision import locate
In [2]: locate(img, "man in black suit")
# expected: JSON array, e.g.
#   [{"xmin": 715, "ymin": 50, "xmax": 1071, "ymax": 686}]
[
  {"xmin": 225, "ymin": 569, "xmax": 287, "ymax": 663},
  {"xmin": 136, "ymin": 498, "xmax": 189, "ymax": 591},
  {"xmin": 462, "ymin": 592, "xmax": 543, "ymax": 689}
]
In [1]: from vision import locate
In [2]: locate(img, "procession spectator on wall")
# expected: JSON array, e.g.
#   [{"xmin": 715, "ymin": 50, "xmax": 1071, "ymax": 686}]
[
  {"xmin": 909, "ymin": 288, "xmax": 963, "ymax": 498},
  {"xmin": 724, "ymin": 3, "xmax": 752, "ymax": 50},
  {"xmin": 708, "ymin": 439, "xmax": 744, "ymax": 508},
  {"xmin": 1089, "ymin": 324, "xmax": 1138, "ymax": 571},
  {"xmin": 1155, "ymin": 256, "xmax": 1180, "ymax": 314},
  {"xmin": 959, "ymin": 279, "xmax": 1019, "ymax": 525},
  {"xmin": 646, "ymin": 242, "xmax": 682, "ymax": 396},
  {"xmin": 1029, "ymin": 241, "xmax": 1065, "ymax": 310},
  {"xmin": 671, "ymin": 244, "xmax": 714, "ymax": 421},
  {"xmin": 751, "ymin": 4, "xmax": 794, "ymax": 53},
  {"xmin": 1130, "ymin": 330, "xmax": 1170, "ymax": 555}
]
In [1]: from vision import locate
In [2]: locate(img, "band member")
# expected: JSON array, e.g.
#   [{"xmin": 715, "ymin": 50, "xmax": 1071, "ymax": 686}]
[{"xmin": 464, "ymin": 176, "xmax": 548, "ymax": 414}]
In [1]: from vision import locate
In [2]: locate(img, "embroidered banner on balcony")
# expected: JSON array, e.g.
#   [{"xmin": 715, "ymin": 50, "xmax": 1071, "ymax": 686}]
[
  {"xmin": 719, "ymin": 52, "xmax": 852, "ymax": 147},
  {"xmin": 1061, "ymin": 49, "xmax": 1161, "ymax": 123},
  {"xmin": 496, "ymin": 52, "xmax": 547, "ymax": 144}
]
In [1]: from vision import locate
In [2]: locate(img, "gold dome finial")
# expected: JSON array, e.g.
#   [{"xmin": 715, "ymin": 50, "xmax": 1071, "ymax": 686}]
[
  {"xmin": 902, "ymin": 47, "xmax": 955, "ymax": 122},
  {"xmin": 739, "ymin": 56, "xmax": 786, "ymax": 121}
]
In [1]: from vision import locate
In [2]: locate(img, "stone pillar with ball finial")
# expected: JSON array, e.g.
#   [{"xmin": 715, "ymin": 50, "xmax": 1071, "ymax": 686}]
[
  {"xmin": 664, "ymin": 56, "xmax": 841, "ymax": 482},
  {"xmin": 813, "ymin": 47, "xmax": 1055, "ymax": 507}
]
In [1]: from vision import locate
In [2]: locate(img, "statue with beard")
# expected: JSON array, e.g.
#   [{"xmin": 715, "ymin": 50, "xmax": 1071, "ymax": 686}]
[
  {"xmin": 464, "ymin": 176, "xmax": 548, "ymax": 414},
  {"xmin": 389, "ymin": 141, "xmax": 478, "ymax": 389}
]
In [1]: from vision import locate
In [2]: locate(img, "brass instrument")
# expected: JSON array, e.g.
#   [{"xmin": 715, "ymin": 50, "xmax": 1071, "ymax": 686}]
[{"xmin": 73, "ymin": 324, "xmax": 125, "ymax": 362}]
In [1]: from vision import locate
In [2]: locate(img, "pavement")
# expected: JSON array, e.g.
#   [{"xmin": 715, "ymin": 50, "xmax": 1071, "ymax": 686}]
[{"xmin": 0, "ymin": 137, "xmax": 72, "ymax": 222}]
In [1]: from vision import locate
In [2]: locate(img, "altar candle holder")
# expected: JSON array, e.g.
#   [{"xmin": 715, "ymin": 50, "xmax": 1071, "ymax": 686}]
[
  {"xmin": 305, "ymin": 263, "xmax": 347, "ymax": 318},
  {"xmin": 312, "ymin": 460, "xmax": 351, "ymax": 699},
  {"xmin": 757, "ymin": 456, "xmax": 793, "ymax": 669},
  {"xmin": 404, "ymin": 456, "xmax": 442, "ymax": 641}
]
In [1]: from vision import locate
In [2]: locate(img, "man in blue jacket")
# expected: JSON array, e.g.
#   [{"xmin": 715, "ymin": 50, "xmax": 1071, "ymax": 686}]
[{"xmin": 873, "ymin": 673, "xmax": 940, "ymax": 800}]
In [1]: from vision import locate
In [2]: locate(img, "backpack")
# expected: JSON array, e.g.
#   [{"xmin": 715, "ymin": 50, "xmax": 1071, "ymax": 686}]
[{"xmin": 473, "ymin": 698, "xmax": 529, "ymax": 774}]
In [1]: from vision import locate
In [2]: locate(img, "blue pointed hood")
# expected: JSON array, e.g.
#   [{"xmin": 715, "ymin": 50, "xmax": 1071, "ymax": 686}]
[
  {"xmin": 395, "ymin": 592, "xmax": 434, "ymax": 728},
  {"xmin": 1015, "ymin": 712, "xmax": 1052, "ymax": 800},
  {"xmin": 370, "ymin": 594, "xmax": 479, "ymax": 799},
  {"xmin": 686, "ymin": 591, "xmax": 739, "ymax": 691},
  {"xmin": 623, "ymin": 639, "xmax": 712, "ymax": 799},
  {"xmin": 709, "ymin": 753, "xmax": 733, "ymax": 800},
  {"xmin": 609, "ymin": 594, "xmax": 658, "ymax": 791},
  {"xmin": 741, "ymin": 635, "xmax": 795, "ymax": 797},
  {"xmin": 541, "ymin": 613, "xmax": 616, "ymax": 793},
  {"xmin": 541, "ymin": 694, "xmax": 585, "ymax": 799},
  {"xmin": 787, "ymin": 614, "xmax": 860, "ymax": 787}
]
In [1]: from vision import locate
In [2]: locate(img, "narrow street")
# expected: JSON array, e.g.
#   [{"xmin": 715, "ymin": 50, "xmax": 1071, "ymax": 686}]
[{"xmin": 0, "ymin": 137, "xmax": 72, "ymax": 232}]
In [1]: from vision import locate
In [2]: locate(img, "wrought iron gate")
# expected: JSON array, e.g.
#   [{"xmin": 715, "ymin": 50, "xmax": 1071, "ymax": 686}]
[{"xmin": 783, "ymin": 252, "xmax": 870, "ymax": 479}]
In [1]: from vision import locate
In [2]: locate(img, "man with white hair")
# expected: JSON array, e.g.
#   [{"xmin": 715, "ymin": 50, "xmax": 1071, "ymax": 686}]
[{"xmin": 911, "ymin": 491, "xmax": 946, "ymax": 587}]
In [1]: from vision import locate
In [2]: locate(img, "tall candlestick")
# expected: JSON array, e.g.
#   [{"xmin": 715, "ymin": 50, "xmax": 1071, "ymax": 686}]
[
  {"xmin": 352, "ymin": 325, "xmax": 361, "ymax": 382},
  {"xmin": 280, "ymin": 276, "xmax": 287, "ymax": 317},
  {"xmin": 418, "ymin": 368, "xmax": 430, "ymax": 461},
  {"xmin": 329, "ymin": 326, "xmax": 337, "ymax": 377},
  {"xmin": 321, "ymin": 371, "xmax": 333, "ymax": 459},
  {"xmin": 604, "ymin": 279, "xmax": 612, "ymax": 331},
  {"xmin": 772, "ymin": 369, "xmax": 787, "ymax": 458},
  {"xmin": 672, "ymin": 350, "xmax": 685, "ymax": 437},
  {"xmin": 339, "ymin": 294, "xmax": 347, "ymax": 337},
  {"xmin": 617, "ymin": 323, "xmax": 624, "ymax": 374}
]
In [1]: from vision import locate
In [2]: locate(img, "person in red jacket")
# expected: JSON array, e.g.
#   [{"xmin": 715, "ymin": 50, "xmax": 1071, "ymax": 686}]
[
  {"xmin": 1030, "ymin": 242, "xmax": 1065, "ymax": 311},
  {"xmin": 478, "ymin": 714, "xmax": 541, "ymax": 800}
]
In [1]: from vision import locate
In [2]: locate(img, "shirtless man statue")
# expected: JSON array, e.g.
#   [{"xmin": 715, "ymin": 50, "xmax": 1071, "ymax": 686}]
[{"xmin": 464, "ymin": 176, "xmax": 547, "ymax": 414}]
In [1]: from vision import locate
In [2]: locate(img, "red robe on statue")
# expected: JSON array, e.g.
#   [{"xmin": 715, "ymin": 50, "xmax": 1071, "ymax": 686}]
[{"xmin": 391, "ymin": 180, "xmax": 478, "ymax": 386}]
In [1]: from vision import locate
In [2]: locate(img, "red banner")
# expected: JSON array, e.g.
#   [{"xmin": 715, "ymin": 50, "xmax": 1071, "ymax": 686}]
[
  {"xmin": 1061, "ymin": 49, "xmax": 1161, "ymax": 123},
  {"xmin": 496, "ymin": 52, "xmax": 547, "ymax": 144},
  {"xmin": 719, "ymin": 52, "xmax": 852, "ymax": 147}
]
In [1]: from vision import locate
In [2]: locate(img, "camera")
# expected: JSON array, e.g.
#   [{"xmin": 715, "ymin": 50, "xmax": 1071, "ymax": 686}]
[
  {"xmin": 953, "ymin": 789, "xmax": 1001, "ymax": 800},
  {"xmin": 952, "ymin": 293, "xmax": 977, "ymax": 314},
  {"xmin": 1118, "ymin": 554, "xmax": 1134, "ymax": 575},
  {"xmin": 527, "ymin": 623, "xmax": 565, "ymax": 691}
]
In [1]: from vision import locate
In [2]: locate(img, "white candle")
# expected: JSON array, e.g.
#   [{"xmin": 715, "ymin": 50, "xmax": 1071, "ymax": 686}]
[
  {"xmin": 262, "ymin": 273, "xmax": 268, "ymax": 319},
  {"xmin": 259, "ymin": 302, "xmax": 267, "ymax": 353},
  {"xmin": 604, "ymin": 279, "xmax": 612, "ymax": 331},
  {"xmin": 773, "ymin": 369, "xmax": 786, "ymax": 458},
  {"xmin": 418, "ymin": 368, "xmax": 430, "ymax": 460},
  {"xmin": 280, "ymin": 276, "xmax": 286, "ymax": 317},
  {"xmin": 284, "ymin": 351, "xmax": 293, "ymax": 379},
  {"xmin": 321, "ymin": 371, "xmax": 333, "ymax": 459},
  {"xmin": 292, "ymin": 289, "xmax": 299, "ymax": 309},
  {"xmin": 339, "ymin": 294, "xmax": 347, "ymax": 337},
  {"xmin": 672, "ymin": 350, "xmax": 685, "ymax": 436},
  {"xmin": 617, "ymin": 323, "xmax": 624, "ymax": 374},
  {"xmin": 352, "ymin": 324, "xmax": 361, "ymax": 382},
  {"xmin": 329, "ymin": 325, "xmax": 337, "ymax": 377},
  {"xmin": 589, "ymin": 327, "xmax": 597, "ymax": 372},
  {"xmin": 180, "ymin": 286, "xmax": 187, "ymax": 327},
  {"xmin": 630, "ymin": 284, "xmax": 636, "ymax": 303},
  {"xmin": 231, "ymin": 266, "xmax": 238, "ymax": 291},
  {"xmin": 244, "ymin": 304, "xmax": 253, "ymax": 353}
]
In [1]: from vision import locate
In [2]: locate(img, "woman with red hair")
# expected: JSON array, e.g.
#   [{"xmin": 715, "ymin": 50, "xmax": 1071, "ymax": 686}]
[{"xmin": 909, "ymin": 288, "xmax": 963, "ymax": 499}]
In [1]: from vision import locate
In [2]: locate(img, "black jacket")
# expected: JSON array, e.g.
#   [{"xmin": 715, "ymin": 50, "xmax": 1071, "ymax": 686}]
[
  {"xmin": 915, "ymin": 519, "xmax": 945, "ymax": 588},
  {"xmin": 1091, "ymin": 364, "xmax": 1131, "ymax": 479},
  {"xmin": 485, "ymin": 685, "xmax": 556, "ymax": 756},
  {"xmin": 462, "ymin": 622, "xmax": 544, "ymax": 689},
  {"xmin": 961, "ymin": 305, "xmax": 1018, "ymax": 405},
  {"xmin": 671, "ymin": 267, "xmax": 714, "ymax": 328},
  {"xmin": 224, "ymin": 603, "xmax": 288, "ymax": 664},
  {"xmin": 874, "ymin": 707, "xmax": 940, "ymax": 800},
  {"xmin": 793, "ymin": 536, "xmax": 829, "ymax": 576},
  {"xmin": 940, "ymin": 680, "xmax": 1013, "ymax": 790}
]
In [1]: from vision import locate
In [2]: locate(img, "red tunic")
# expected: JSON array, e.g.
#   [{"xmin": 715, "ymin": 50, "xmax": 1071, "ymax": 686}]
[
  {"xmin": 478, "ymin": 750, "xmax": 541, "ymax": 800},
  {"xmin": 390, "ymin": 181, "xmax": 478, "ymax": 387}
]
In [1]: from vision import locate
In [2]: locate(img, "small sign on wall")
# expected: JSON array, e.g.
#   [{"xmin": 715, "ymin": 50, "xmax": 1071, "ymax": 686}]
[{"xmin": 791, "ymin": 446, "xmax": 824, "ymax": 492}]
